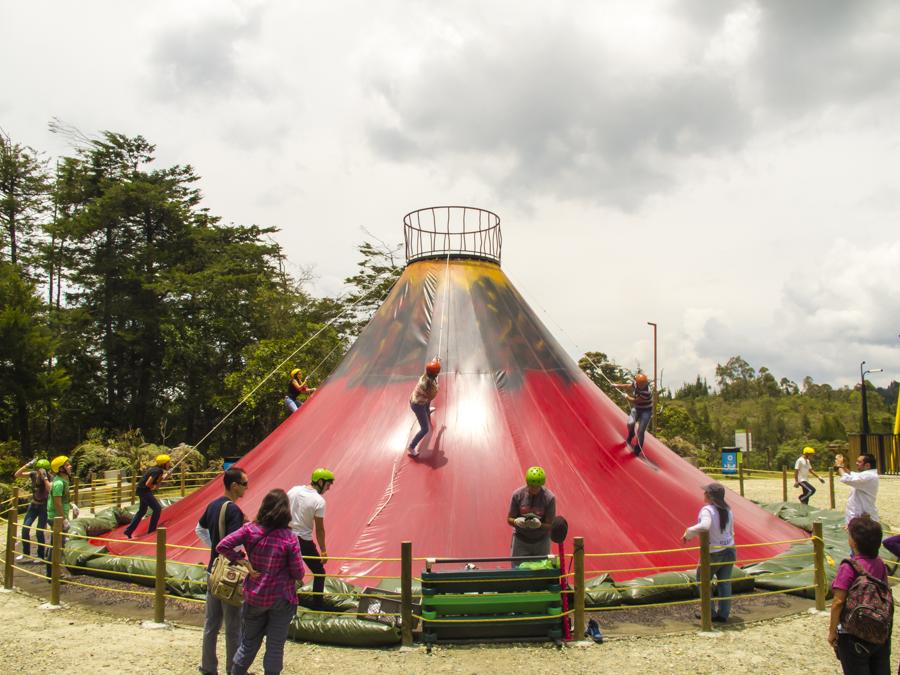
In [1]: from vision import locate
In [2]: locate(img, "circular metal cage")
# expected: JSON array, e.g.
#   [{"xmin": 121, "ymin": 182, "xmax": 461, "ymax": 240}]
[{"xmin": 403, "ymin": 206, "xmax": 502, "ymax": 264}]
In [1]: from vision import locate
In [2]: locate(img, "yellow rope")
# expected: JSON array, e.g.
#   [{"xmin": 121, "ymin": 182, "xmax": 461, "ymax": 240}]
[
  {"xmin": 584, "ymin": 545, "xmax": 700, "ymax": 558},
  {"xmin": 11, "ymin": 564, "xmax": 51, "ymax": 581}
]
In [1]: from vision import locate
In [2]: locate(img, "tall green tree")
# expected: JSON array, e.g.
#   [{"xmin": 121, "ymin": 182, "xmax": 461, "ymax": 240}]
[
  {"xmin": 0, "ymin": 131, "xmax": 50, "ymax": 270},
  {"xmin": 0, "ymin": 262, "xmax": 67, "ymax": 454}
]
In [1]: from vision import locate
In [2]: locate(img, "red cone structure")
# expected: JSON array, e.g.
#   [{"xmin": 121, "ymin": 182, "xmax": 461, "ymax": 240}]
[{"xmin": 107, "ymin": 207, "xmax": 801, "ymax": 582}]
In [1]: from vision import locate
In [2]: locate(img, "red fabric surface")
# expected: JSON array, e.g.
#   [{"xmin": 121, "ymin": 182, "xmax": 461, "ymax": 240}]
[{"xmin": 104, "ymin": 259, "xmax": 802, "ymax": 581}]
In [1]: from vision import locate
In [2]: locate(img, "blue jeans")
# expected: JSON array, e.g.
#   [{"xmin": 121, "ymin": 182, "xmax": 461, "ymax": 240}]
[
  {"xmin": 625, "ymin": 407, "xmax": 652, "ymax": 453},
  {"xmin": 200, "ymin": 582, "xmax": 242, "ymax": 675},
  {"xmin": 697, "ymin": 547, "xmax": 735, "ymax": 620},
  {"xmin": 284, "ymin": 396, "xmax": 301, "ymax": 414},
  {"xmin": 124, "ymin": 492, "xmax": 162, "ymax": 537},
  {"xmin": 409, "ymin": 402, "xmax": 431, "ymax": 450},
  {"xmin": 22, "ymin": 501, "xmax": 48, "ymax": 559},
  {"xmin": 232, "ymin": 599, "xmax": 297, "ymax": 675}
]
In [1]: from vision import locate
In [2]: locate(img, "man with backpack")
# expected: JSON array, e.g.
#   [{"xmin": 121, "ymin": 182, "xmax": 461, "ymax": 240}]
[
  {"xmin": 828, "ymin": 514, "xmax": 893, "ymax": 673},
  {"xmin": 196, "ymin": 467, "xmax": 249, "ymax": 675}
]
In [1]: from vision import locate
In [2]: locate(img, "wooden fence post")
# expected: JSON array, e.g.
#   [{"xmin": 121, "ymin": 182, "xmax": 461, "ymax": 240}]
[
  {"xmin": 131, "ymin": 470, "xmax": 137, "ymax": 503},
  {"xmin": 828, "ymin": 469, "xmax": 836, "ymax": 509},
  {"xmin": 89, "ymin": 473, "xmax": 95, "ymax": 514},
  {"xmin": 813, "ymin": 522, "xmax": 826, "ymax": 611},
  {"xmin": 738, "ymin": 464, "xmax": 745, "ymax": 497},
  {"xmin": 781, "ymin": 466, "xmax": 788, "ymax": 502},
  {"xmin": 400, "ymin": 541, "xmax": 413, "ymax": 647},
  {"xmin": 154, "ymin": 527, "xmax": 167, "ymax": 624},
  {"xmin": 574, "ymin": 536, "xmax": 585, "ymax": 640},
  {"xmin": 4, "ymin": 493, "xmax": 18, "ymax": 589},
  {"xmin": 699, "ymin": 530, "xmax": 712, "ymax": 632},
  {"xmin": 116, "ymin": 472, "xmax": 122, "ymax": 508},
  {"xmin": 72, "ymin": 476, "xmax": 80, "ymax": 505},
  {"xmin": 50, "ymin": 516, "xmax": 63, "ymax": 606},
  {"xmin": 180, "ymin": 465, "xmax": 186, "ymax": 498}
]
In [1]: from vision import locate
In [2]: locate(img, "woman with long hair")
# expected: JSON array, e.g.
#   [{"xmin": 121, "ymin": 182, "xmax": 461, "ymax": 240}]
[
  {"xmin": 216, "ymin": 488, "xmax": 304, "ymax": 675},
  {"xmin": 682, "ymin": 482, "xmax": 735, "ymax": 624}
]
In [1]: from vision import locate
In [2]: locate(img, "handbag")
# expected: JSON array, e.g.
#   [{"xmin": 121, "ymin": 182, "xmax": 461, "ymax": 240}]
[{"xmin": 208, "ymin": 502, "xmax": 248, "ymax": 606}]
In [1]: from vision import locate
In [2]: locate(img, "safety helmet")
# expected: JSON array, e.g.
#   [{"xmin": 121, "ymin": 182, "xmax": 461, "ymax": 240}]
[
  {"xmin": 291, "ymin": 368, "xmax": 302, "ymax": 379},
  {"xmin": 525, "ymin": 466, "xmax": 546, "ymax": 487},
  {"xmin": 311, "ymin": 468, "xmax": 335, "ymax": 484},
  {"xmin": 35, "ymin": 459, "xmax": 51, "ymax": 471},
  {"xmin": 802, "ymin": 446, "xmax": 815, "ymax": 455},
  {"xmin": 50, "ymin": 455, "xmax": 70, "ymax": 473},
  {"xmin": 425, "ymin": 359, "xmax": 441, "ymax": 377},
  {"xmin": 635, "ymin": 373, "xmax": 649, "ymax": 387},
  {"xmin": 156, "ymin": 454, "xmax": 171, "ymax": 466}
]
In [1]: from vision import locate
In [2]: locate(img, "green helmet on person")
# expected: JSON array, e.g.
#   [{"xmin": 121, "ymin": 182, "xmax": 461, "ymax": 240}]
[
  {"xmin": 35, "ymin": 459, "xmax": 51, "ymax": 471},
  {"xmin": 525, "ymin": 466, "xmax": 546, "ymax": 487},
  {"xmin": 311, "ymin": 467, "xmax": 335, "ymax": 488}
]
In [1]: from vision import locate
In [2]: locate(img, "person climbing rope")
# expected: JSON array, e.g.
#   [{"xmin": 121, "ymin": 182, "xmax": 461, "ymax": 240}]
[
  {"xmin": 14, "ymin": 458, "xmax": 51, "ymax": 563},
  {"xmin": 614, "ymin": 372, "xmax": 653, "ymax": 456},
  {"xmin": 794, "ymin": 446, "xmax": 825, "ymax": 505},
  {"xmin": 288, "ymin": 468, "xmax": 334, "ymax": 611},
  {"xmin": 507, "ymin": 466, "xmax": 556, "ymax": 567},
  {"xmin": 285, "ymin": 368, "xmax": 316, "ymax": 414},
  {"xmin": 123, "ymin": 454, "xmax": 172, "ymax": 539},
  {"xmin": 407, "ymin": 359, "xmax": 440, "ymax": 457}
]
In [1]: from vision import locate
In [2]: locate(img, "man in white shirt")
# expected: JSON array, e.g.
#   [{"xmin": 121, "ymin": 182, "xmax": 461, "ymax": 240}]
[
  {"xmin": 288, "ymin": 468, "xmax": 334, "ymax": 611},
  {"xmin": 837, "ymin": 453, "xmax": 879, "ymax": 524},
  {"xmin": 794, "ymin": 446, "xmax": 825, "ymax": 505}
]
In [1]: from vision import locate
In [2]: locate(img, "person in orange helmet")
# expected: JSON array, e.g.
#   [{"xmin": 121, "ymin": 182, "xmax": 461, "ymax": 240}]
[
  {"xmin": 407, "ymin": 359, "xmax": 440, "ymax": 457},
  {"xmin": 614, "ymin": 372, "xmax": 653, "ymax": 456}
]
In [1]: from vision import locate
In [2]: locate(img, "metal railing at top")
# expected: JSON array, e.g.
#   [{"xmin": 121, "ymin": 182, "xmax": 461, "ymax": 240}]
[{"xmin": 404, "ymin": 206, "xmax": 502, "ymax": 264}]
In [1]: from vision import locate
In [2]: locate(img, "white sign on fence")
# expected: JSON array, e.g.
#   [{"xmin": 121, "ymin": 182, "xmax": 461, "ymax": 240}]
[{"xmin": 734, "ymin": 429, "xmax": 752, "ymax": 453}]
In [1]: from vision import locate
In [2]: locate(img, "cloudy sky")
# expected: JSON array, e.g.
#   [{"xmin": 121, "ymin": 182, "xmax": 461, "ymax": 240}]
[{"xmin": 2, "ymin": 0, "xmax": 899, "ymax": 391}]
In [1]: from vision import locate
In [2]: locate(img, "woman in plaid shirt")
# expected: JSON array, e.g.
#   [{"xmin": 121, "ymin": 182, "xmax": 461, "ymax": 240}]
[{"xmin": 217, "ymin": 489, "xmax": 304, "ymax": 675}]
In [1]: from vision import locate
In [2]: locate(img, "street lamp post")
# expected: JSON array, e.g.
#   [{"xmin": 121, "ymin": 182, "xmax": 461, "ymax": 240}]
[
  {"xmin": 648, "ymin": 322, "xmax": 657, "ymax": 434},
  {"xmin": 860, "ymin": 361, "xmax": 883, "ymax": 451}
]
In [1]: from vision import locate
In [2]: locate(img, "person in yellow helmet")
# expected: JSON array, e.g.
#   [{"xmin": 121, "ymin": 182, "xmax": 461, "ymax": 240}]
[
  {"xmin": 123, "ymin": 454, "xmax": 173, "ymax": 539},
  {"xmin": 794, "ymin": 446, "xmax": 825, "ymax": 505},
  {"xmin": 285, "ymin": 368, "xmax": 317, "ymax": 414}
]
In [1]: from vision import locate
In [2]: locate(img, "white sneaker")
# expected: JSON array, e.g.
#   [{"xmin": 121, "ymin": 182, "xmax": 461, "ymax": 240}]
[
  {"xmin": 408, "ymin": 447, "xmax": 419, "ymax": 457},
  {"xmin": 15, "ymin": 555, "xmax": 24, "ymax": 562}
]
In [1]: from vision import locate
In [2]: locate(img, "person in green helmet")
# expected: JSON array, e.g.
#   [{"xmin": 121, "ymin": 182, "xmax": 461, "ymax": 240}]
[
  {"xmin": 14, "ymin": 458, "xmax": 52, "ymax": 562},
  {"xmin": 507, "ymin": 466, "xmax": 556, "ymax": 567},
  {"xmin": 288, "ymin": 468, "xmax": 334, "ymax": 610}
]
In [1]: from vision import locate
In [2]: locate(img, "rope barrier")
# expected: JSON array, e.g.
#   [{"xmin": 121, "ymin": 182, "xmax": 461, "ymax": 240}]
[
  {"xmin": 583, "ymin": 544, "xmax": 700, "ymax": 558},
  {"xmin": 414, "ymin": 610, "xmax": 574, "ymax": 624}
]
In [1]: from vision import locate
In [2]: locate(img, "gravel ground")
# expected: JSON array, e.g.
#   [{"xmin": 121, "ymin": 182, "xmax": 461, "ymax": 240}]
[{"xmin": 1, "ymin": 475, "xmax": 898, "ymax": 674}]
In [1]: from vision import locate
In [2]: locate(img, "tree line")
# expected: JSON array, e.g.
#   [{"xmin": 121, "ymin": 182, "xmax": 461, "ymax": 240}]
[{"xmin": 1, "ymin": 126, "xmax": 399, "ymax": 474}]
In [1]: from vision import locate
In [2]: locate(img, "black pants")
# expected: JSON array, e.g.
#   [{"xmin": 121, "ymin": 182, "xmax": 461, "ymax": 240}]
[
  {"xmin": 298, "ymin": 537, "xmax": 326, "ymax": 610},
  {"xmin": 798, "ymin": 480, "xmax": 816, "ymax": 504},
  {"xmin": 837, "ymin": 633, "xmax": 890, "ymax": 675},
  {"xmin": 124, "ymin": 492, "xmax": 162, "ymax": 537}
]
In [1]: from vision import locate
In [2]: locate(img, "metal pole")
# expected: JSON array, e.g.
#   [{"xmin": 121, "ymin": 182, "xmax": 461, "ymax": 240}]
[
  {"xmin": 154, "ymin": 527, "xmax": 167, "ymax": 624},
  {"xmin": 738, "ymin": 463, "xmax": 745, "ymax": 497},
  {"xmin": 400, "ymin": 541, "xmax": 413, "ymax": 647},
  {"xmin": 574, "ymin": 536, "xmax": 585, "ymax": 639},
  {"xmin": 50, "ymin": 516, "xmax": 63, "ymax": 606},
  {"xmin": 860, "ymin": 361, "xmax": 870, "ymax": 435},
  {"xmin": 828, "ymin": 468, "xmax": 836, "ymax": 509},
  {"xmin": 648, "ymin": 321, "xmax": 657, "ymax": 434},
  {"xmin": 782, "ymin": 466, "xmax": 788, "ymax": 502},
  {"xmin": 813, "ymin": 522, "xmax": 826, "ymax": 611},
  {"xmin": 699, "ymin": 530, "xmax": 712, "ymax": 632},
  {"xmin": 4, "ymin": 498, "xmax": 17, "ymax": 590}
]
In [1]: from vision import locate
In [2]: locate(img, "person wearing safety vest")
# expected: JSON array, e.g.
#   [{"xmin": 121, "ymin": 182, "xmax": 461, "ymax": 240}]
[
  {"xmin": 613, "ymin": 372, "xmax": 653, "ymax": 456},
  {"xmin": 507, "ymin": 466, "xmax": 556, "ymax": 567},
  {"xmin": 285, "ymin": 368, "xmax": 316, "ymax": 414},
  {"xmin": 407, "ymin": 359, "xmax": 440, "ymax": 457},
  {"xmin": 14, "ymin": 458, "xmax": 52, "ymax": 562},
  {"xmin": 123, "ymin": 454, "xmax": 173, "ymax": 538},
  {"xmin": 287, "ymin": 468, "xmax": 334, "ymax": 611},
  {"xmin": 794, "ymin": 446, "xmax": 825, "ymax": 505}
]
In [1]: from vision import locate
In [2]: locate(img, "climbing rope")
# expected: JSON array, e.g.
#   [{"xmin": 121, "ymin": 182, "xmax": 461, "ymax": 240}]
[
  {"xmin": 168, "ymin": 280, "xmax": 396, "ymax": 472},
  {"xmin": 515, "ymin": 282, "xmax": 632, "ymax": 403}
]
